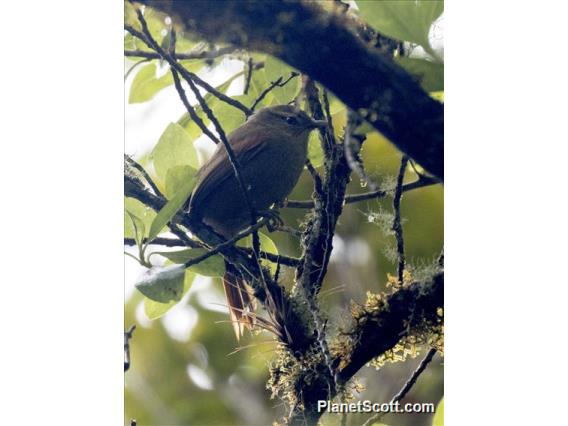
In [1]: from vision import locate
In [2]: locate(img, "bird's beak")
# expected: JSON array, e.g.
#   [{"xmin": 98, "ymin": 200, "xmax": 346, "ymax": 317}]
[{"xmin": 310, "ymin": 119, "xmax": 328, "ymax": 129}]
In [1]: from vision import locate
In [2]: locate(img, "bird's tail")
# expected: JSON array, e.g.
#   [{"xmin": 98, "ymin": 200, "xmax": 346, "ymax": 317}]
[{"xmin": 223, "ymin": 265, "xmax": 256, "ymax": 339}]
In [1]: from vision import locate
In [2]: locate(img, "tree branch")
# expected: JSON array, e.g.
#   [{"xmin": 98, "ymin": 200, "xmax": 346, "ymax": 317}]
[
  {"xmin": 124, "ymin": 45, "xmax": 236, "ymax": 60},
  {"xmin": 124, "ymin": 237, "xmax": 301, "ymax": 267},
  {"xmin": 124, "ymin": 23, "xmax": 252, "ymax": 116},
  {"xmin": 344, "ymin": 110, "xmax": 377, "ymax": 192},
  {"xmin": 362, "ymin": 348, "xmax": 437, "ymax": 426},
  {"xmin": 124, "ymin": 324, "xmax": 136, "ymax": 372},
  {"xmin": 250, "ymin": 71, "xmax": 299, "ymax": 112},
  {"xmin": 141, "ymin": 0, "xmax": 444, "ymax": 179},
  {"xmin": 296, "ymin": 80, "xmax": 352, "ymax": 299},
  {"xmin": 393, "ymin": 156, "xmax": 409, "ymax": 284},
  {"xmin": 288, "ymin": 272, "xmax": 444, "ymax": 425},
  {"xmin": 284, "ymin": 175, "xmax": 438, "ymax": 209}
]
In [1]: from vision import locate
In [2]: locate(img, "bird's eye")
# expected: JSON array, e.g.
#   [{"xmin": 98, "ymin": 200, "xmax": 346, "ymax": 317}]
[{"xmin": 285, "ymin": 116, "xmax": 299, "ymax": 125}]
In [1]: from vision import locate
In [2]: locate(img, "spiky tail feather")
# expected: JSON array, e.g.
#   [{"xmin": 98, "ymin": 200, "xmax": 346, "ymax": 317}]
[{"xmin": 223, "ymin": 264, "xmax": 256, "ymax": 339}]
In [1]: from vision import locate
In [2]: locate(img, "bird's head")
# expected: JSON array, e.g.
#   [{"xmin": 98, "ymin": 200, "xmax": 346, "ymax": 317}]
[{"xmin": 249, "ymin": 104, "xmax": 327, "ymax": 137}]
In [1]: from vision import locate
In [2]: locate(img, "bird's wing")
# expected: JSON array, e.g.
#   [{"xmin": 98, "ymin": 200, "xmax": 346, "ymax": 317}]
[{"xmin": 189, "ymin": 130, "xmax": 268, "ymax": 211}]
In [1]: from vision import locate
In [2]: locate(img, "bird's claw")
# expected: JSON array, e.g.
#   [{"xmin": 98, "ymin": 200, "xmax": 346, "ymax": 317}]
[{"xmin": 257, "ymin": 209, "xmax": 283, "ymax": 232}]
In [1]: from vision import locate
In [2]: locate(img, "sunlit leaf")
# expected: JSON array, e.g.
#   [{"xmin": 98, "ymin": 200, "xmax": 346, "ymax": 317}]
[
  {"xmin": 432, "ymin": 398, "xmax": 444, "ymax": 426},
  {"xmin": 154, "ymin": 248, "xmax": 226, "ymax": 277},
  {"xmin": 213, "ymin": 96, "xmax": 248, "ymax": 134},
  {"xmin": 143, "ymin": 8, "xmax": 169, "ymax": 45},
  {"xmin": 165, "ymin": 165, "xmax": 197, "ymax": 200},
  {"xmin": 430, "ymin": 91, "xmax": 444, "ymax": 102},
  {"xmin": 144, "ymin": 271, "xmax": 194, "ymax": 319},
  {"xmin": 124, "ymin": 33, "xmax": 137, "ymax": 51},
  {"xmin": 396, "ymin": 57, "xmax": 443, "ymax": 92},
  {"xmin": 356, "ymin": 0, "xmax": 443, "ymax": 50},
  {"xmin": 124, "ymin": 197, "xmax": 156, "ymax": 239},
  {"xmin": 136, "ymin": 264, "xmax": 185, "ymax": 303},
  {"xmin": 129, "ymin": 63, "xmax": 173, "ymax": 104},
  {"xmin": 151, "ymin": 122, "xmax": 199, "ymax": 182},
  {"xmin": 177, "ymin": 70, "xmax": 244, "ymax": 131},
  {"xmin": 308, "ymin": 131, "xmax": 324, "ymax": 168},
  {"xmin": 126, "ymin": 211, "xmax": 145, "ymax": 249},
  {"xmin": 148, "ymin": 173, "xmax": 196, "ymax": 241},
  {"xmin": 124, "ymin": 1, "xmax": 140, "ymax": 30}
]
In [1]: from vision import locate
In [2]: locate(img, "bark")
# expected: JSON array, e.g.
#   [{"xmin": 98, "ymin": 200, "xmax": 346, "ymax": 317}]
[{"xmin": 141, "ymin": 0, "xmax": 444, "ymax": 180}]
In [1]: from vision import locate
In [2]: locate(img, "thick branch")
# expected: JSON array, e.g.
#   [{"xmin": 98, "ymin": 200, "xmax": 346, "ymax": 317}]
[
  {"xmin": 295, "ymin": 80, "xmax": 352, "ymax": 302},
  {"xmin": 141, "ymin": 0, "xmax": 444, "ymax": 180},
  {"xmin": 289, "ymin": 272, "xmax": 444, "ymax": 425}
]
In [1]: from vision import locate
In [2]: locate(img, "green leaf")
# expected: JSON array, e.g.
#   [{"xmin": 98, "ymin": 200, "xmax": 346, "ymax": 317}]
[
  {"xmin": 432, "ymin": 398, "xmax": 443, "ymax": 426},
  {"xmin": 135, "ymin": 264, "xmax": 185, "ymax": 303},
  {"xmin": 396, "ymin": 57, "xmax": 444, "ymax": 92},
  {"xmin": 124, "ymin": 33, "xmax": 137, "ymax": 51},
  {"xmin": 308, "ymin": 131, "xmax": 324, "ymax": 168},
  {"xmin": 128, "ymin": 63, "xmax": 174, "ymax": 104},
  {"xmin": 238, "ymin": 232, "xmax": 279, "ymax": 273},
  {"xmin": 124, "ymin": 1, "xmax": 140, "ymax": 30},
  {"xmin": 262, "ymin": 56, "xmax": 300, "ymax": 104},
  {"xmin": 153, "ymin": 248, "xmax": 225, "ymax": 277},
  {"xmin": 144, "ymin": 271, "xmax": 194, "ymax": 319},
  {"xmin": 143, "ymin": 8, "xmax": 169, "ymax": 45},
  {"xmin": 126, "ymin": 211, "xmax": 145, "ymax": 248},
  {"xmin": 165, "ymin": 165, "xmax": 197, "ymax": 200},
  {"xmin": 151, "ymin": 122, "xmax": 199, "ymax": 182},
  {"xmin": 430, "ymin": 91, "xmax": 444, "ymax": 102},
  {"xmin": 124, "ymin": 197, "xmax": 157, "ymax": 239},
  {"xmin": 148, "ymin": 172, "xmax": 197, "ymax": 241},
  {"xmin": 356, "ymin": 0, "xmax": 443, "ymax": 49},
  {"xmin": 177, "ymin": 70, "xmax": 244, "ymax": 130},
  {"xmin": 213, "ymin": 96, "xmax": 248, "ymax": 134}
]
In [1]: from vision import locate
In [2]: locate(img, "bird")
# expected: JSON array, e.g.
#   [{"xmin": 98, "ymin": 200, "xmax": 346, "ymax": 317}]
[{"xmin": 188, "ymin": 104, "xmax": 326, "ymax": 338}]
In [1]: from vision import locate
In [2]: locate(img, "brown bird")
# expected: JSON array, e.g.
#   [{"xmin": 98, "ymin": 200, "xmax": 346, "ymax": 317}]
[{"xmin": 188, "ymin": 104, "xmax": 326, "ymax": 338}]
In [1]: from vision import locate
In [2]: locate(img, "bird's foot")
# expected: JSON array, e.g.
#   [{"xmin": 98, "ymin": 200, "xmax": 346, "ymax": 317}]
[{"xmin": 257, "ymin": 209, "xmax": 283, "ymax": 232}]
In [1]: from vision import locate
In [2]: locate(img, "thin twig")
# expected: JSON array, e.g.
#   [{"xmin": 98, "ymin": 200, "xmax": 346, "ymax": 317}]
[
  {"xmin": 393, "ymin": 155, "xmax": 409, "ymax": 284},
  {"xmin": 322, "ymin": 89, "xmax": 336, "ymax": 142},
  {"xmin": 124, "ymin": 24, "xmax": 252, "ymax": 116},
  {"xmin": 123, "ymin": 237, "xmax": 301, "ymax": 267},
  {"xmin": 244, "ymin": 57, "xmax": 253, "ymax": 95},
  {"xmin": 183, "ymin": 218, "xmax": 270, "ymax": 269},
  {"xmin": 124, "ymin": 325, "xmax": 136, "ymax": 372},
  {"xmin": 124, "ymin": 45, "xmax": 236, "ymax": 61},
  {"xmin": 344, "ymin": 110, "xmax": 377, "ymax": 192},
  {"xmin": 125, "ymin": 237, "xmax": 186, "ymax": 247},
  {"xmin": 275, "ymin": 224, "xmax": 303, "ymax": 238},
  {"xmin": 250, "ymin": 72, "xmax": 299, "ymax": 112},
  {"xmin": 285, "ymin": 175, "xmax": 438, "ymax": 208},
  {"xmin": 305, "ymin": 159, "xmax": 324, "ymax": 196},
  {"xmin": 124, "ymin": 58, "xmax": 150, "ymax": 80},
  {"xmin": 171, "ymin": 67, "xmax": 220, "ymax": 143},
  {"xmin": 362, "ymin": 348, "xmax": 437, "ymax": 426}
]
